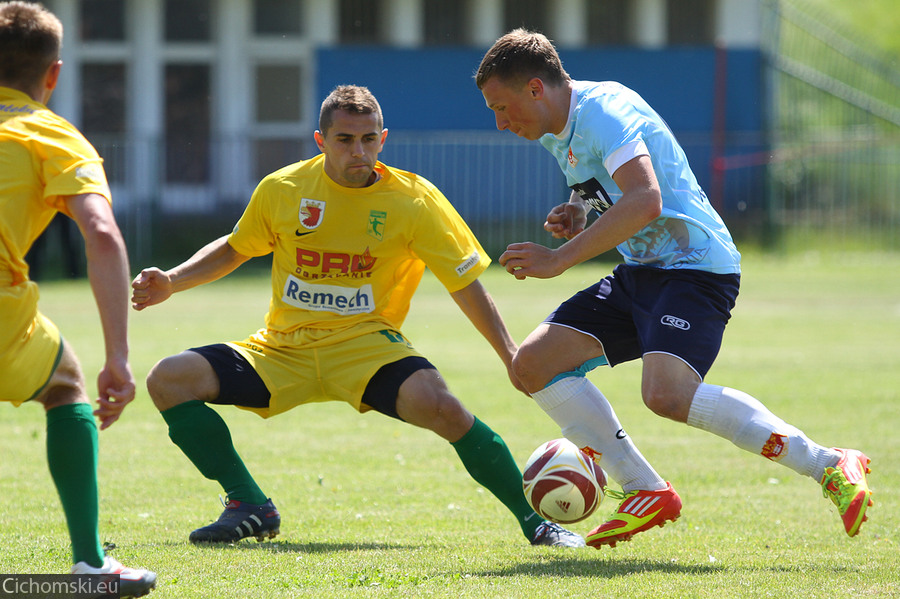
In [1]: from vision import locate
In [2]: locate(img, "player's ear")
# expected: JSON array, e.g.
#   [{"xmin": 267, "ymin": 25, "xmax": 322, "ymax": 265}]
[
  {"xmin": 379, "ymin": 128, "xmax": 388, "ymax": 146},
  {"xmin": 527, "ymin": 77, "xmax": 544, "ymax": 99},
  {"xmin": 41, "ymin": 60, "xmax": 62, "ymax": 103},
  {"xmin": 314, "ymin": 130, "xmax": 325, "ymax": 152}
]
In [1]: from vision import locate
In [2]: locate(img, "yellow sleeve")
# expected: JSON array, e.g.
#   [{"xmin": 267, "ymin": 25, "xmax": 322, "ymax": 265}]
[
  {"xmin": 228, "ymin": 179, "xmax": 276, "ymax": 257},
  {"xmin": 410, "ymin": 185, "xmax": 491, "ymax": 293},
  {"xmin": 40, "ymin": 121, "xmax": 111, "ymax": 214}
]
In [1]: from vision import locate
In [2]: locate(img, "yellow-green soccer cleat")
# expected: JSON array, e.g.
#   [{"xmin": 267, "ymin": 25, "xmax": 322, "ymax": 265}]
[
  {"xmin": 821, "ymin": 448, "xmax": 873, "ymax": 537},
  {"xmin": 586, "ymin": 482, "xmax": 682, "ymax": 548}
]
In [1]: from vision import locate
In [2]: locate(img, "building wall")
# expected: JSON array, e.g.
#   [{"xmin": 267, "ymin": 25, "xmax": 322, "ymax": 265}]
[{"xmin": 42, "ymin": 0, "xmax": 764, "ymax": 219}]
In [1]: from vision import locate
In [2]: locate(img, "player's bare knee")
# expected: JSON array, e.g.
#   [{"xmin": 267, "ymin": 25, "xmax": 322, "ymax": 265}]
[
  {"xmin": 146, "ymin": 352, "xmax": 214, "ymax": 410},
  {"xmin": 415, "ymin": 393, "xmax": 473, "ymax": 441},
  {"xmin": 146, "ymin": 359, "xmax": 174, "ymax": 410},
  {"xmin": 641, "ymin": 386, "xmax": 690, "ymax": 422},
  {"xmin": 35, "ymin": 345, "xmax": 87, "ymax": 410},
  {"xmin": 38, "ymin": 382, "xmax": 87, "ymax": 411},
  {"xmin": 511, "ymin": 347, "xmax": 546, "ymax": 393}
]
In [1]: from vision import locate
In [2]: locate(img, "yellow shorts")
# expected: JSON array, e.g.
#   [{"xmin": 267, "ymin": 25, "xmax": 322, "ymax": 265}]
[
  {"xmin": 0, "ymin": 283, "xmax": 63, "ymax": 404},
  {"xmin": 223, "ymin": 327, "xmax": 426, "ymax": 418}
]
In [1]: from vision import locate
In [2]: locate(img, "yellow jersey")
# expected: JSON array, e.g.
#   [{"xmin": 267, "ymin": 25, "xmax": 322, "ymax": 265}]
[
  {"xmin": 0, "ymin": 86, "xmax": 110, "ymax": 397},
  {"xmin": 0, "ymin": 86, "xmax": 111, "ymax": 288},
  {"xmin": 228, "ymin": 153, "xmax": 490, "ymax": 346}
]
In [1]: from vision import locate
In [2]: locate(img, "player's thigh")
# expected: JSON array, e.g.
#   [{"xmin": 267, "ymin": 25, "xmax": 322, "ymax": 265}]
[
  {"xmin": 34, "ymin": 340, "xmax": 90, "ymax": 410},
  {"xmin": 395, "ymin": 368, "xmax": 474, "ymax": 442},
  {"xmin": 0, "ymin": 302, "xmax": 79, "ymax": 405},
  {"xmin": 146, "ymin": 349, "xmax": 220, "ymax": 409},
  {"xmin": 514, "ymin": 323, "xmax": 606, "ymax": 390}
]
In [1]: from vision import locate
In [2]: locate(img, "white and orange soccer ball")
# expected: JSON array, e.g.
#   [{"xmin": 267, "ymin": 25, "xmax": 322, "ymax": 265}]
[{"xmin": 523, "ymin": 438, "xmax": 607, "ymax": 524}]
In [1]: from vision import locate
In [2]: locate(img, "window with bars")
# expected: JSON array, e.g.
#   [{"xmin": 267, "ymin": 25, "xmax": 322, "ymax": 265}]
[
  {"xmin": 253, "ymin": 0, "xmax": 303, "ymax": 36},
  {"xmin": 587, "ymin": 0, "xmax": 630, "ymax": 46},
  {"xmin": 424, "ymin": 0, "xmax": 464, "ymax": 45},
  {"xmin": 339, "ymin": 0, "xmax": 382, "ymax": 44},
  {"xmin": 503, "ymin": 0, "xmax": 549, "ymax": 35},
  {"xmin": 667, "ymin": 0, "xmax": 716, "ymax": 45}
]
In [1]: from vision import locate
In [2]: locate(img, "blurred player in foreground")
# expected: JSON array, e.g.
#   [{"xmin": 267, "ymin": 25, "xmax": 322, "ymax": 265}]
[
  {"xmin": 131, "ymin": 84, "xmax": 583, "ymax": 548},
  {"xmin": 0, "ymin": 2, "xmax": 156, "ymax": 595},
  {"xmin": 475, "ymin": 29, "xmax": 873, "ymax": 548}
]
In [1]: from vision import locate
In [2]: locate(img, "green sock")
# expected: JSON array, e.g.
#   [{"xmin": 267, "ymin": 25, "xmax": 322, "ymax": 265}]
[
  {"xmin": 162, "ymin": 400, "xmax": 267, "ymax": 505},
  {"xmin": 452, "ymin": 417, "xmax": 541, "ymax": 540},
  {"xmin": 46, "ymin": 403, "xmax": 105, "ymax": 567}
]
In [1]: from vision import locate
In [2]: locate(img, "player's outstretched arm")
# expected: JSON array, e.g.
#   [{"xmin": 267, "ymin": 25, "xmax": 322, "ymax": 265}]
[
  {"xmin": 67, "ymin": 192, "xmax": 136, "ymax": 429},
  {"xmin": 131, "ymin": 235, "xmax": 250, "ymax": 311},
  {"xmin": 450, "ymin": 279, "xmax": 528, "ymax": 395}
]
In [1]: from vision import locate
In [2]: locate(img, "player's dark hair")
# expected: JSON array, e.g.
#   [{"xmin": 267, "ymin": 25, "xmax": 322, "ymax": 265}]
[
  {"xmin": 475, "ymin": 28, "xmax": 569, "ymax": 90},
  {"xmin": 0, "ymin": 1, "xmax": 62, "ymax": 89},
  {"xmin": 319, "ymin": 85, "xmax": 384, "ymax": 135}
]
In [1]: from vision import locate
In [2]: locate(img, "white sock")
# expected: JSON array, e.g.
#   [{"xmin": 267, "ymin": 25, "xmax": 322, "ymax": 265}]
[
  {"xmin": 687, "ymin": 383, "xmax": 839, "ymax": 480},
  {"xmin": 531, "ymin": 376, "xmax": 667, "ymax": 492}
]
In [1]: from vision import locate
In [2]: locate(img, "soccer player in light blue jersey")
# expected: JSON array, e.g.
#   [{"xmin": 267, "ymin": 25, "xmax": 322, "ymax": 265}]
[{"xmin": 476, "ymin": 29, "xmax": 872, "ymax": 548}]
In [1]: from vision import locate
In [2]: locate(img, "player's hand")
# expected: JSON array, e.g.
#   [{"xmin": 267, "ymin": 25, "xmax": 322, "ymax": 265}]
[
  {"xmin": 94, "ymin": 357, "xmax": 136, "ymax": 430},
  {"xmin": 131, "ymin": 267, "xmax": 173, "ymax": 310},
  {"xmin": 544, "ymin": 202, "xmax": 587, "ymax": 240},
  {"xmin": 499, "ymin": 242, "xmax": 567, "ymax": 280}
]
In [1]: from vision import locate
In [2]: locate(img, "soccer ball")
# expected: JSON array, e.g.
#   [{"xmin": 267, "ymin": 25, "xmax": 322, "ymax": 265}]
[{"xmin": 523, "ymin": 438, "xmax": 606, "ymax": 524}]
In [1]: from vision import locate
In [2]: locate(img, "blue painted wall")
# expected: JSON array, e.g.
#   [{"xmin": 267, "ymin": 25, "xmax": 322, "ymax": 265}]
[
  {"xmin": 317, "ymin": 46, "xmax": 763, "ymax": 133},
  {"xmin": 316, "ymin": 47, "xmax": 766, "ymax": 222}
]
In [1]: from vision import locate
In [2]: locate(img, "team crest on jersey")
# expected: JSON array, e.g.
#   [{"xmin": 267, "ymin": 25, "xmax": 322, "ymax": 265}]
[
  {"xmin": 299, "ymin": 198, "xmax": 325, "ymax": 229},
  {"xmin": 368, "ymin": 210, "xmax": 387, "ymax": 240},
  {"xmin": 567, "ymin": 147, "xmax": 579, "ymax": 167}
]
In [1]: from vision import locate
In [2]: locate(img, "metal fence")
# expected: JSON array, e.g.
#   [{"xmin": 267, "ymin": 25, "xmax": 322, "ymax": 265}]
[
  {"xmin": 756, "ymin": 0, "xmax": 900, "ymax": 249},
  {"xmin": 61, "ymin": 0, "xmax": 900, "ymax": 275}
]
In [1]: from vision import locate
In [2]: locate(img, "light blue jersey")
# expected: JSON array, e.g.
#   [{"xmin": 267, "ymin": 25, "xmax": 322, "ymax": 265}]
[{"xmin": 540, "ymin": 80, "xmax": 741, "ymax": 274}]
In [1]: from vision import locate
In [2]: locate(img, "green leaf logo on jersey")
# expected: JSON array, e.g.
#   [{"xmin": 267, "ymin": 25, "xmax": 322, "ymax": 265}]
[{"xmin": 368, "ymin": 210, "xmax": 387, "ymax": 241}]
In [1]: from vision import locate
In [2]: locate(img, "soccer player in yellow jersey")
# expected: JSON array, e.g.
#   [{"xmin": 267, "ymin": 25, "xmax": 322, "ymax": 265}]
[
  {"xmin": 0, "ymin": 2, "xmax": 156, "ymax": 594},
  {"xmin": 131, "ymin": 85, "xmax": 584, "ymax": 548}
]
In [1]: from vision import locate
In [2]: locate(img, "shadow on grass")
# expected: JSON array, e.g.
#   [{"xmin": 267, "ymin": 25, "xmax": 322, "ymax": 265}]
[
  {"xmin": 479, "ymin": 556, "xmax": 723, "ymax": 579},
  {"xmin": 170, "ymin": 540, "xmax": 420, "ymax": 554}
]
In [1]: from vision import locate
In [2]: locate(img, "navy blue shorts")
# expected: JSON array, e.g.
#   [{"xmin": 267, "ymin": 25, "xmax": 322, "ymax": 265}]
[{"xmin": 546, "ymin": 264, "xmax": 740, "ymax": 379}]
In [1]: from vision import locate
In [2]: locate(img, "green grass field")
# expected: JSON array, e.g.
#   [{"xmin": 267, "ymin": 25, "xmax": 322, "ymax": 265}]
[{"xmin": 2, "ymin": 251, "xmax": 898, "ymax": 598}]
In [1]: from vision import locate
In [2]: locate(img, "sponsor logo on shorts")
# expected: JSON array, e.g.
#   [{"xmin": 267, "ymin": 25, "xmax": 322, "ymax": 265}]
[
  {"xmin": 455, "ymin": 250, "xmax": 480, "ymax": 276},
  {"xmin": 282, "ymin": 275, "xmax": 374, "ymax": 315},
  {"xmin": 661, "ymin": 315, "xmax": 691, "ymax": 330},
  {"xmin": 761, "ymin": 433, "xmax": 788, "ymax": 461}
]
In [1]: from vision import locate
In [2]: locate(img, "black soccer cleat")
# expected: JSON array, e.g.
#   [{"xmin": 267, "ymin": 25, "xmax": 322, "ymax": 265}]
[
  {"xmin": 530, "ymin": 521, "xmax": 586, "ymax": 548},
  {"xmin": 189, "ymin": 497, "xmax": 281, "ymax": 544}
]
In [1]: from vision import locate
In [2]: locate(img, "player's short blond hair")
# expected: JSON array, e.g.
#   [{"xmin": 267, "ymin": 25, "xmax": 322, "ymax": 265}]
[
  {"xmin": 319, "ymin": 85, "xmax": 384, "ymax": 135},
  {"xmin": 475, "ymin": 28, "xmax": 570, "ymax": 90},
  {"xmin": 0, "ymin": 1, "xmax": 62, "ymax": 88}
]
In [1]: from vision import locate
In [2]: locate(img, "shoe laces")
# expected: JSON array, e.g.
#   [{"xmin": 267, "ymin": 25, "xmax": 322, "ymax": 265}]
[
  {"xmin": 603, "ymin": 488, "xmax": 633, "ymax": 502},
  {"xmin": 821, "ymin": 468, "xmax": 854, "ymax": 510}
]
